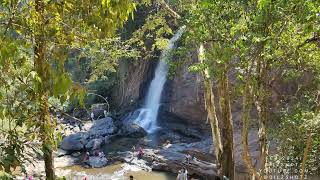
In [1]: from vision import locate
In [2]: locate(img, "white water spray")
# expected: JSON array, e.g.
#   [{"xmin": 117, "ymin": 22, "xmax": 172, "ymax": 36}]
[{"xmin": 135, "ymin": 26, "xmax": 186, "ymax": 133}]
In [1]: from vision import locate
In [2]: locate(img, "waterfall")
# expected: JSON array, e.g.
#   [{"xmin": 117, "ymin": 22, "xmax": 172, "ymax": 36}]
[{"xmin": 134, "ymin": 26, "xmax": 186, "ymax": 133}]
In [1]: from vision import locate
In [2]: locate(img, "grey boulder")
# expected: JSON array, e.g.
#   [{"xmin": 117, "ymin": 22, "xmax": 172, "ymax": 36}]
[
  {"xmin": 120, "ymin": 123, "xmax": 147, "ymax": 138},
  {"xmin": 88, "ymin": 156, "xmax": 108, "ymax": 168},
  {"xmin": 59, "ymin": 132, "xmax": 88, "ymax": 151},
  {"xmin": 89, "ymin": 117, "xmax": 117, "ymax": 137},
  {"xmin": 86, "ymin": 138, "xmax": 103, "ymax": 150}
]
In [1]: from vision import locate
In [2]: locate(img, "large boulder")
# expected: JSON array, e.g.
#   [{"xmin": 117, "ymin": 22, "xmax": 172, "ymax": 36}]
[
  {"xmin": 120, "ymin": 123, "xmax": 147, "ymax": 138},
  {"xmin": 59, "ymin": 132, "xmax": 88, "ymax": 151},
  {"xmin": 89, "ymin": 117, "xmax": 117, "ymax": 137}
]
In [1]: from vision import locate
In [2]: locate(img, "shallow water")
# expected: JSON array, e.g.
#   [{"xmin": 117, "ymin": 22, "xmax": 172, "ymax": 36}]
[
  {"xmin": 59, "ymin": 164, "xmax": 176, "ymax": 180},
  {"xmin": 56, "ymin": 135, "xmax": 176, "ymax": 180}
]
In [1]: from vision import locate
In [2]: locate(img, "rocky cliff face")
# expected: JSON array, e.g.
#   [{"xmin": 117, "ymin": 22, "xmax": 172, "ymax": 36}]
[
  {"xmin": 110, "ymin": 58, "xmax": 158, "ymax": 113},
  {"xmin": 161, "ymin": 52, "xmax": 209, "ymax": 130},
  {"xmin": 112, "ymin": 45, "xmax": 311, "ymax": 131},
  {"xmin": 111, "ymin": 49, "xmax": 211, "ymax": 130}
]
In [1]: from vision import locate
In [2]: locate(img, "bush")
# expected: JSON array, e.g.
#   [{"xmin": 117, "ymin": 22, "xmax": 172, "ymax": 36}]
[{"xmin": 271, "ymin": 109, "xmax": 320, "ymax": 175}]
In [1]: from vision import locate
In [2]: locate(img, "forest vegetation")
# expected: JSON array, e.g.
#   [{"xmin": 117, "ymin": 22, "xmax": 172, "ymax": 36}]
[{"xmin": 0, "ymin": 0, "xmax": 319, "ymax": 180}]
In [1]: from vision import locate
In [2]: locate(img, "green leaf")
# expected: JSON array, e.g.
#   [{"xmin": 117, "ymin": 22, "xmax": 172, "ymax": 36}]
[{"xmin": 53, "ymin": 73, "xmax": 72, "ymax": 96}]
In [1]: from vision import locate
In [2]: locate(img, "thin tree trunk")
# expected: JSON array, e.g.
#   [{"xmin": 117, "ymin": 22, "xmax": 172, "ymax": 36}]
[
  {"xmin": 34, "ymin": 0, "xmax": 55, "ymax": 179},
  {"xmin": 204, "ymin": 78, "xmax": 224, "ymax": 178},
  {"xmin": 258, "ymin": 103, "xmax": 267, "ymax": 178},
  {"xmin": 241, "ymin": 66, "xmax": 262, "ymax": 180},
  {"xmin": 300, "ymin": 131, "xmax": 312, "ymax": 180},
  {"xmin": 199, "ymin": 44, "xmax": 224, "ymax": 179},
  {"xmin": 40, "ymin": 93, "xmax": 55, "ymax": 180},
  {"xmin": 219, "ymin": 70, "xmax": 235, "ymax": 180},
  {"xmin": 255, "ymin": 62, "xmax": 269, "ymax": 178}
]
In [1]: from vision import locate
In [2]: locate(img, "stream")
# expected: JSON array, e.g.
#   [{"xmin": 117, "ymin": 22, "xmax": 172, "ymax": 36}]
[{"xmin": 59, "ymin": 164, "xmax": 176, "ymax": 180}]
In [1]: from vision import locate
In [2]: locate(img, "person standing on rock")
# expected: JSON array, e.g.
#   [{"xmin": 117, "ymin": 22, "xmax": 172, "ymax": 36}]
[
  {"xmin": 131, "ymin": 146, "xmax": 136, "ymax": 159},
  {"xmin": 104, "ymin": 110, "xmax": 108, "ymax": 118},
  {"xmin": 78, "ymin": 122, "xmax": 83, "ymax": 131},
  {"xmin": 182, "ymin": 167, "xmax": 188, "ymax": 180},
  {"xmin": 176, "ymin": 170, "xmax": 183, "ymax": 180},
  {"xmin": 185, "ymin": 154, "xmax": 191, "ymax": 164},
  {"xmin": 90, "ymin": 112, "xmax": 94, "ymax": 121},
  {"xmin": 137, "ymin": 147, "xmax": 144, "ymax": 159},
  {"xmin": 80, "ymin": 140, "xmax": 89, "ymax": 163}
]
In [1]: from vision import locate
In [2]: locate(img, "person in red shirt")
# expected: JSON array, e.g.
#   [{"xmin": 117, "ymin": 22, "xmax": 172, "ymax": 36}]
[{"xmin": 137, "ymin": 147, "xmax": 144, "ymax": 159}]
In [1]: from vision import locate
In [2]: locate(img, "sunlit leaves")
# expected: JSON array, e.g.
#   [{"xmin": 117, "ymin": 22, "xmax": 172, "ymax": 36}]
[
  {"xmin": 128, "ymin": 11, "xmax": 173, "ymax": 55},
  {"xmin": 0, "ymin": 0, "xmax": 152, "ymax": 174},
  {"xmin": 153, "ymin": 38, "xmax": 169, "ymax": 50},
  {"xmin": 53, "ymin": 73, "xmax": 72, "ymax": 97},
  {"xmin": 258, "ymin": 0, "xmax": 272, "ymax": 10},
  {"xmin": 188, "ymin": 63, "xmax": 207, "ymax": 73}
]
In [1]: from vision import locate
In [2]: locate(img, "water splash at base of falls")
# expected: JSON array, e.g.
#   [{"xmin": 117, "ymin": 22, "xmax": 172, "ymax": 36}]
[{"xmin": 134, "ymin": 26, "xmax": 186, "ymax": 134}]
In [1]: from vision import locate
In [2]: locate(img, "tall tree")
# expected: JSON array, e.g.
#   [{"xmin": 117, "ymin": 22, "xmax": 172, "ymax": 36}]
[
  {"xmin": 0, "ymin": 0, "xmax": 149, "ymax": 179},
  {"xmin": 238, "ymin": 0, "xmax": 319, "ymax": 178},
  {"xmin": 184, "ymin": 1, "xmax": 243, "ymax": 179}
]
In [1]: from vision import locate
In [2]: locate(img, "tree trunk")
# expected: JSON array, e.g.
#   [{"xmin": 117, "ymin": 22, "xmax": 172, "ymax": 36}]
[
  {"xmin": 300, "ymin": 131, "xmax": 312, "ymax": 180},
  {"xmin": 34, "ymin": 0, "xmax": 55, "ymax": 179},
  {"xmin": 40, "ymin": 94, "xmax": 55, "ymax": 180},
  {"xmin": 254, "ymin": 60, "xmax": 269, "ymax": 179},
  {"xmin": 241, "ymin": 66, "xmax": 262, "ymax": 180},
  {"xmin": 199, "ymin": 44, "xmax": 224, "ymax": 179},
  {"xmin": 218, "ymin": 70, "xmax": 235, "ymax": 180},
  {"xmin": 257, "ymin": 69, "xmax": 268, "ymax": 178},
  {"xmin": 256, "ymin": 100, "xmax": 267, "ymax": 178}
]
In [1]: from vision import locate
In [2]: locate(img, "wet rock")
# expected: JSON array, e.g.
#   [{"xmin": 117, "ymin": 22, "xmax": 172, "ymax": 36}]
[
  {"xmin": 86, "ymin": 138, "xmax": 103, "ymax": 150},
  {"xmin": 89, "ymin": 117, "xmax": 117, "ymax": 137},
  {"xmin": 55, "ymin": 149, "xmax": 68, "ymax": 157},
  {"xmin": 82, "ymin": 121, "xmax": 94, "ymax": 131},
  {"xmin": 71, "ymin": 151, "xmax": 82, "ymax": 158},
  {"xmin": 88, "ymin": 156, "xmax": 108, "ymax": 168},
  {"xmin": 120, "ymin": 110, "xmax": 141, "ymax": 124},
  {"xmin": 59, "ymin": 132, "xmax": 89, "ymax": 151},
  {"xmin": 59, "ymin": 117, "xmax": 118, "ymax": 152},
  {"xmin": 120, "ymin": 147, "xmax": 218, "ymax": 180},
  {"xmin": 120, "ymin": 123, "xmax": 147, "ymax": 138}
]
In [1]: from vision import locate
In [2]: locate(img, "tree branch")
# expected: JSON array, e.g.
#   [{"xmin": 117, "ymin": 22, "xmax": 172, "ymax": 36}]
[
  {"xmin": 297, "ymin": 36, "xmax": 320, "ymax": 48},
  {"xmin": 159, "ymin": 0, "xmax": 181, "ymax": 19}
]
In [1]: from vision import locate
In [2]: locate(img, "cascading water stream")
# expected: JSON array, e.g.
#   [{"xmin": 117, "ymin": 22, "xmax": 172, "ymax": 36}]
[{"xmin": 134, "ymin": 26, "xmax": 186, "ymax": 134}]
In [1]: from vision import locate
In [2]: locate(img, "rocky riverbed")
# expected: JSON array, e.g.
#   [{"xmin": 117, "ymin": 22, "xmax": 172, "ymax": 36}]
[{"xmin": 18, "ymin": 115, "xmax": 260, "ymax": 180}]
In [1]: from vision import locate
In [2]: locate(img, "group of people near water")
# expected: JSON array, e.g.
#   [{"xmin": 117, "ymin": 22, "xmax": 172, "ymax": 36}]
[
  {"xmin": 176, "ymin": 167, "xmax": 188, "ymax": 180},
  {"xmin": 79, "ymin": 138, "xmax": 195, "ymax": 180},
  {"xmin": 80, "ymin": 140, "xmax": 107, "ymax": 165},
  {"xmin": 176, "ymin": 153, "xmax": 197, "ymax": 180}
]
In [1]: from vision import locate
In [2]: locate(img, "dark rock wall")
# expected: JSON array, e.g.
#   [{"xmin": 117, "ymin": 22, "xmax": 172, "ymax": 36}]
[
  {"xmin": 112, "ymin": 45, "xmax": 314, "ymax": 131},
  {"xmin": 110, "ymin": 58, "xmax": 158, "ymax": 113},
  {"xmin": 161, "ymin": 52, "xmax": 208, "ymax": 130}
]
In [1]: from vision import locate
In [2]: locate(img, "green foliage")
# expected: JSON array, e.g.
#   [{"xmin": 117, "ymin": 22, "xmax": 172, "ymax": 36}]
[
  {"xmin": 0, "ymin": 36, "xmax": 39, "ymax": 173},
  {"xmin": 127, "ymin": 11, "xmax": 173, "ymax": 57},
  {"xmin": 0, "ymin": 171, "xmax": 12, "ymax": 180},
  {"xmin": 56, "ymin": 177, "xmax": 67, "ymax": 180},
  {"xmin": 272, "ymin": 109, "xmax": 320, "ymax": 174},
  {"xmin": 178, "ymin": 0, "xmax": 320, "ymax": 176},
  {"xmin": 0, "ymin": 0, "xmax": 152, "ymax": 177}
]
